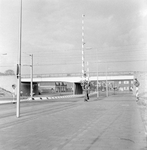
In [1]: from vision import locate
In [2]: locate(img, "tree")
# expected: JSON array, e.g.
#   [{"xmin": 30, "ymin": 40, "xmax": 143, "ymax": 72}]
[{"xmin": 5, "ymin": 69, "xmax": 15, "ymax": 75}]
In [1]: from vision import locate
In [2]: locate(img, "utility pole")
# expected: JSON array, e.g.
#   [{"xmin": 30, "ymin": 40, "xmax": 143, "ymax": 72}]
[
  {"xmin": 22, "ymin": 52, "xmax": 34, "ymax": 100},
  {"xmin": 16, "ymin": 0, "xmax": 22, "ymax": 118},
  {"xmin": 86, "ymin": 61, "xmax": 89, "ymax": 82},
  {"xmin": 97, "ymin": 59, "xmax": 99, "ymax": 98},
  {"xmin": 82, "ymin": 14, "xmax": 85, "ymax": 81},
  {"xmin": 30, "ymin": 54, "xmax": 33, "ymax": 100},
  {"xmin": 106, "ymin": 62, "xmax": 108, "ymax": 97}
]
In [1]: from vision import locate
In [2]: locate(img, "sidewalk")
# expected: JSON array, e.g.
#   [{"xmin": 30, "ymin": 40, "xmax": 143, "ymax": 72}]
[
  {"xmin": 0, "ymin": 93, "xmax": 146, "ymax": 150},
  {"xmin": 0, "ymin": 92, "xmax": 98, "ymax": 104},
  {"xmin": 0, "ymin": 94, "xmax": 84, "ymax": 104},
  {"xmin": 137, "ymin": 96, "xmax": 147, "ymax": 141}
]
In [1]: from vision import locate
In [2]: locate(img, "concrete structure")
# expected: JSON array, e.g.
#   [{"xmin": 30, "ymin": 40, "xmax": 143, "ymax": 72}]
[
  {"xmin": 0, "ymin": 73, "xmax": 134, "ymax": 96},
  {"xmin": 21, "ymin": 75, "xmax": 133, "ymax": 96},
  {"xmin": 92, "ymin": 80, "xmax": 133, "ymax": 92},
  {"xmin": 113, "ymin": 80, "xmax": 133, "ymax": 91}
]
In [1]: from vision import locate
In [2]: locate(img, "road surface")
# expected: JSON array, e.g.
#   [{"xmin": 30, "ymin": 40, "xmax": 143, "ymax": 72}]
[{"xmin": 0, "ymin": 93, "xmax": 146, "ymax": 150}]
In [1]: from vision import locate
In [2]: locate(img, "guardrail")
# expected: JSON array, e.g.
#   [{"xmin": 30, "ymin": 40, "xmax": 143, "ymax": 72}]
[{"xmin": 22, "ymin": 71, "xmax": 135, "ymax": 78}]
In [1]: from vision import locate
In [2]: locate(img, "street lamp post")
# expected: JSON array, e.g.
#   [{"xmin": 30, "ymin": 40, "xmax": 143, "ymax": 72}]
[
  {"xmin": 97, "ymin": 60, "xmax": 99, "ymax": 98},
  {"xmin": 16, "ymin": 0, "xmax": 22, "ymax": 118},
  {"xmin": 0, "ymin": 53, "xmax": 7, "ymax": 72},
  {"xmin": 86, "ymin": 61, "xmax": 89, "ymax": 82},
  {"xmin": 23, "ymin": 53, "xmax": 34, "ymax": 100},
  {"xmin": 106, "ymin": 62, "xmax": 108, "ymax": 97},
  {"xmin": 30, "ymin": 54, "xmax": 33, "ymax": 100},
  {"xmin": 96, "ymin": 48, "xmax": 101, "ymax": 98},
  {"xmin": 82, "ymin": 14, "xmax": 85, "ymax": 82},
  {"xmin": 144, "ymin": 60, "xmax": 146, "ymax": 94},
  {"xmin": 85, "ymin": 47, "xmax": 99, "ymax": 98}
]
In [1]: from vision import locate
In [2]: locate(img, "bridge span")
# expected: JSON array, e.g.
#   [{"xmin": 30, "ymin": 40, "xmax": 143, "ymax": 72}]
[
  {"xmin": 21, "ymin": 75, "xmax": 133, "ymax": 83},
  {"xmin": 21, "ymin": 72, "xmax": 134, "ymax": 96}
]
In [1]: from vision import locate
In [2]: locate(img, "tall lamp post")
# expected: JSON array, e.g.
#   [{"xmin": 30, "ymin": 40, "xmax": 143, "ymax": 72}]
[
  {"xmin": 106, "ymin": 62, "xmax": 109, "ymax": 97},
  {"xmin": 23, "ymin": 53, "xmax": 33, "ymax": 100},
  {"xmin": 16, "ymin": 0, "xmax": 22, "ymax": 118},
  {"xmin": 85, "ymin": 47, "xmax": 100, "ymax": 98},
  {"xmin": 96, "ymin": 48, "xmax": 101, "ymax": 98},
  {"xmin": 82, "ymin": 14, "xmax": 85, "ymax": 82},
  {"xmin": 86, "ymin": 61, "xmax": 89, "ymax": 82},
  {"xmin": 144, "ymin": 60, "xmax": 146, "ymax": 94},
  {"xmin": 97, "ymin": 60, "xmax": 99, "ymax": 98},
  {"xmin": 0, "ymin": 53, "xmax": 7, "ymax": 67},
  {"xmin": 30, "ymin": 54, "xmax": 33, "ymax": 100}
]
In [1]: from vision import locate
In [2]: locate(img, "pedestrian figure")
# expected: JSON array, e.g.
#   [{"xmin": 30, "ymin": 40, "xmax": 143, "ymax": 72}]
[
  {"xmin": 83, "ymin": 82, "xmax": 90, "ymax": 102},
  {"xmin": 134, "ymin": 78, "xmax": 140, "ymax": 101},
  {"xmin": 12, "ymin": 84, "xmax": 16, "ymax": 104}
]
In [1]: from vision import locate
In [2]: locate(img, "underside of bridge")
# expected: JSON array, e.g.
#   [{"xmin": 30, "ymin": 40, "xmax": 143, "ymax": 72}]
[
  {"xmin": 21, "ymin": 82, "xmax": 39, "ymax": 96},
  {"xmin": 73, "ymin": 83, "xmax": 83, "ymax": 94},
  {"xmin": 21, "ymin": 82, "xmax": 83, "ymax": 96},
  {"xmin": 20, "ymin": 78, "xmax": 133, "ymax": 96}
]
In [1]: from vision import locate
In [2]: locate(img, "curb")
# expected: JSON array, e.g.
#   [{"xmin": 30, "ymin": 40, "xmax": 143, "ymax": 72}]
[
  {"xmin": 0, "ymin": 94, "xmax": 84, "ymax": 104},
  {"xmin": 27, "ymin": 94, "xmax": 85, "ymax": 101},
  {"xmin": 0, "ymin": 93, "xmax": 96, "ymax": 104},
  {"xmin": 136, "ymin": 98, "xmax": 147, "ymax": 142},
  {"xmin": 27, "ymin": 95, "xmax": 81, "ymax": 101}
]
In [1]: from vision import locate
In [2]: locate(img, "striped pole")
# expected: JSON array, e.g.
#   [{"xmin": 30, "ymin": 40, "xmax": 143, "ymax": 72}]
[
  {"xmin": 134, "ymin": 78, "xmax": 140, "ymax": 101},
  {"xmin": 136, "ymin": 86, "xmax": 139, "ymax": 100},
  {"xmin": 30, "ymin": 54, "xmax": 33, "ymax": 100},
  {"xmin": 97, "ymin": 60, "xmax": 99, "ymax": 98},
  {"xmin": 106, "ymin": 62, "xmax": 108, "ymax": 97},
  {"xmin": 82, "ymin": 14, "xmax": 85, "ymax": 81},
  {"xmin": 86, "ymin": 61, "xmax": 89, "ymax": 83}
]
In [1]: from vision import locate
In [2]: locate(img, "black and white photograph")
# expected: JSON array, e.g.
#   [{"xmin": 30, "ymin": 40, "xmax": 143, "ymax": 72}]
[{"xmin": 0, "ymin": 0, "xmax": 147, "ymax": 149}]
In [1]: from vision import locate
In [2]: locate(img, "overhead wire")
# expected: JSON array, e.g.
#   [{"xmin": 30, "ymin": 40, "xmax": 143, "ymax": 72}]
[
  {"xmin": 1, "ymin": 47, "xmax": 147, "ymax": 67},
  {"xmin": 21, "ymin": 49, "xmax": 146, "ymax": 61},
  {"xmin": 29, "ymin": 43, "xmax": 147, "ymax": 53},
  {"xmin": 31, "ymin": 59, "xmax": 147, "ymax": 67},
  {"xmin": 28, "ymin": 47, "xmax": 147, "ymax": 56}
]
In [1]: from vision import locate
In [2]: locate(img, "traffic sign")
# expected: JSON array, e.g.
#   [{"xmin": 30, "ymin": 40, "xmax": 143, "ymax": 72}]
[
  {"xmin": 134, "ymin": 79, "xmax": 140, "ymax": 87},
  {"xmin": 12, "ymin": 84, "xmax": 16, "ymax": 89}
]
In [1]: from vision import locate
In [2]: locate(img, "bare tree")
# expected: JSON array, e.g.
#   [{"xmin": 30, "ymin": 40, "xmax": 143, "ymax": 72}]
[{"xmin": 5, "ymin": 69, "xmax": 15, "ymax": 75}]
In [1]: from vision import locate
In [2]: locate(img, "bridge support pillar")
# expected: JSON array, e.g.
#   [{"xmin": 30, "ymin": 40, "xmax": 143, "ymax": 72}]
[
  {"xmin": 21, "ymin": 82, "xmax": 39, "ymax": 96},
  {"xmin": 73, "ymin": 83, "xmax": 83, "ymax": 94}
]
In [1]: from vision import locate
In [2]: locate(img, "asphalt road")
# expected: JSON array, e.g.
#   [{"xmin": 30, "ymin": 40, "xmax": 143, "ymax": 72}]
[{"xmin": 0, "ymin": 93, "xmax": 146, "ymax": 150}]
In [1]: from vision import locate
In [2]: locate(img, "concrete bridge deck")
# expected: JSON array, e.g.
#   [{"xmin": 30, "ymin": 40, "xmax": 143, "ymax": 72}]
[{"xmin": 21, "ymin": 73, "xmax": 134, "ymax": 83}]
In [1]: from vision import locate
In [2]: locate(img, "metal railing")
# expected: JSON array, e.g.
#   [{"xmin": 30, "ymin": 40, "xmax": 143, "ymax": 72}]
[{"xmin": 21, "ymin": 71, "xmax": 135, "ymax": 78}]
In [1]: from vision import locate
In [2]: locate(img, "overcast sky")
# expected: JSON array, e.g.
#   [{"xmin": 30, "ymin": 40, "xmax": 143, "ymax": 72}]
[{"xmin": 0, "ymin": 0, "xmax": 147, "ymax": 75}]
